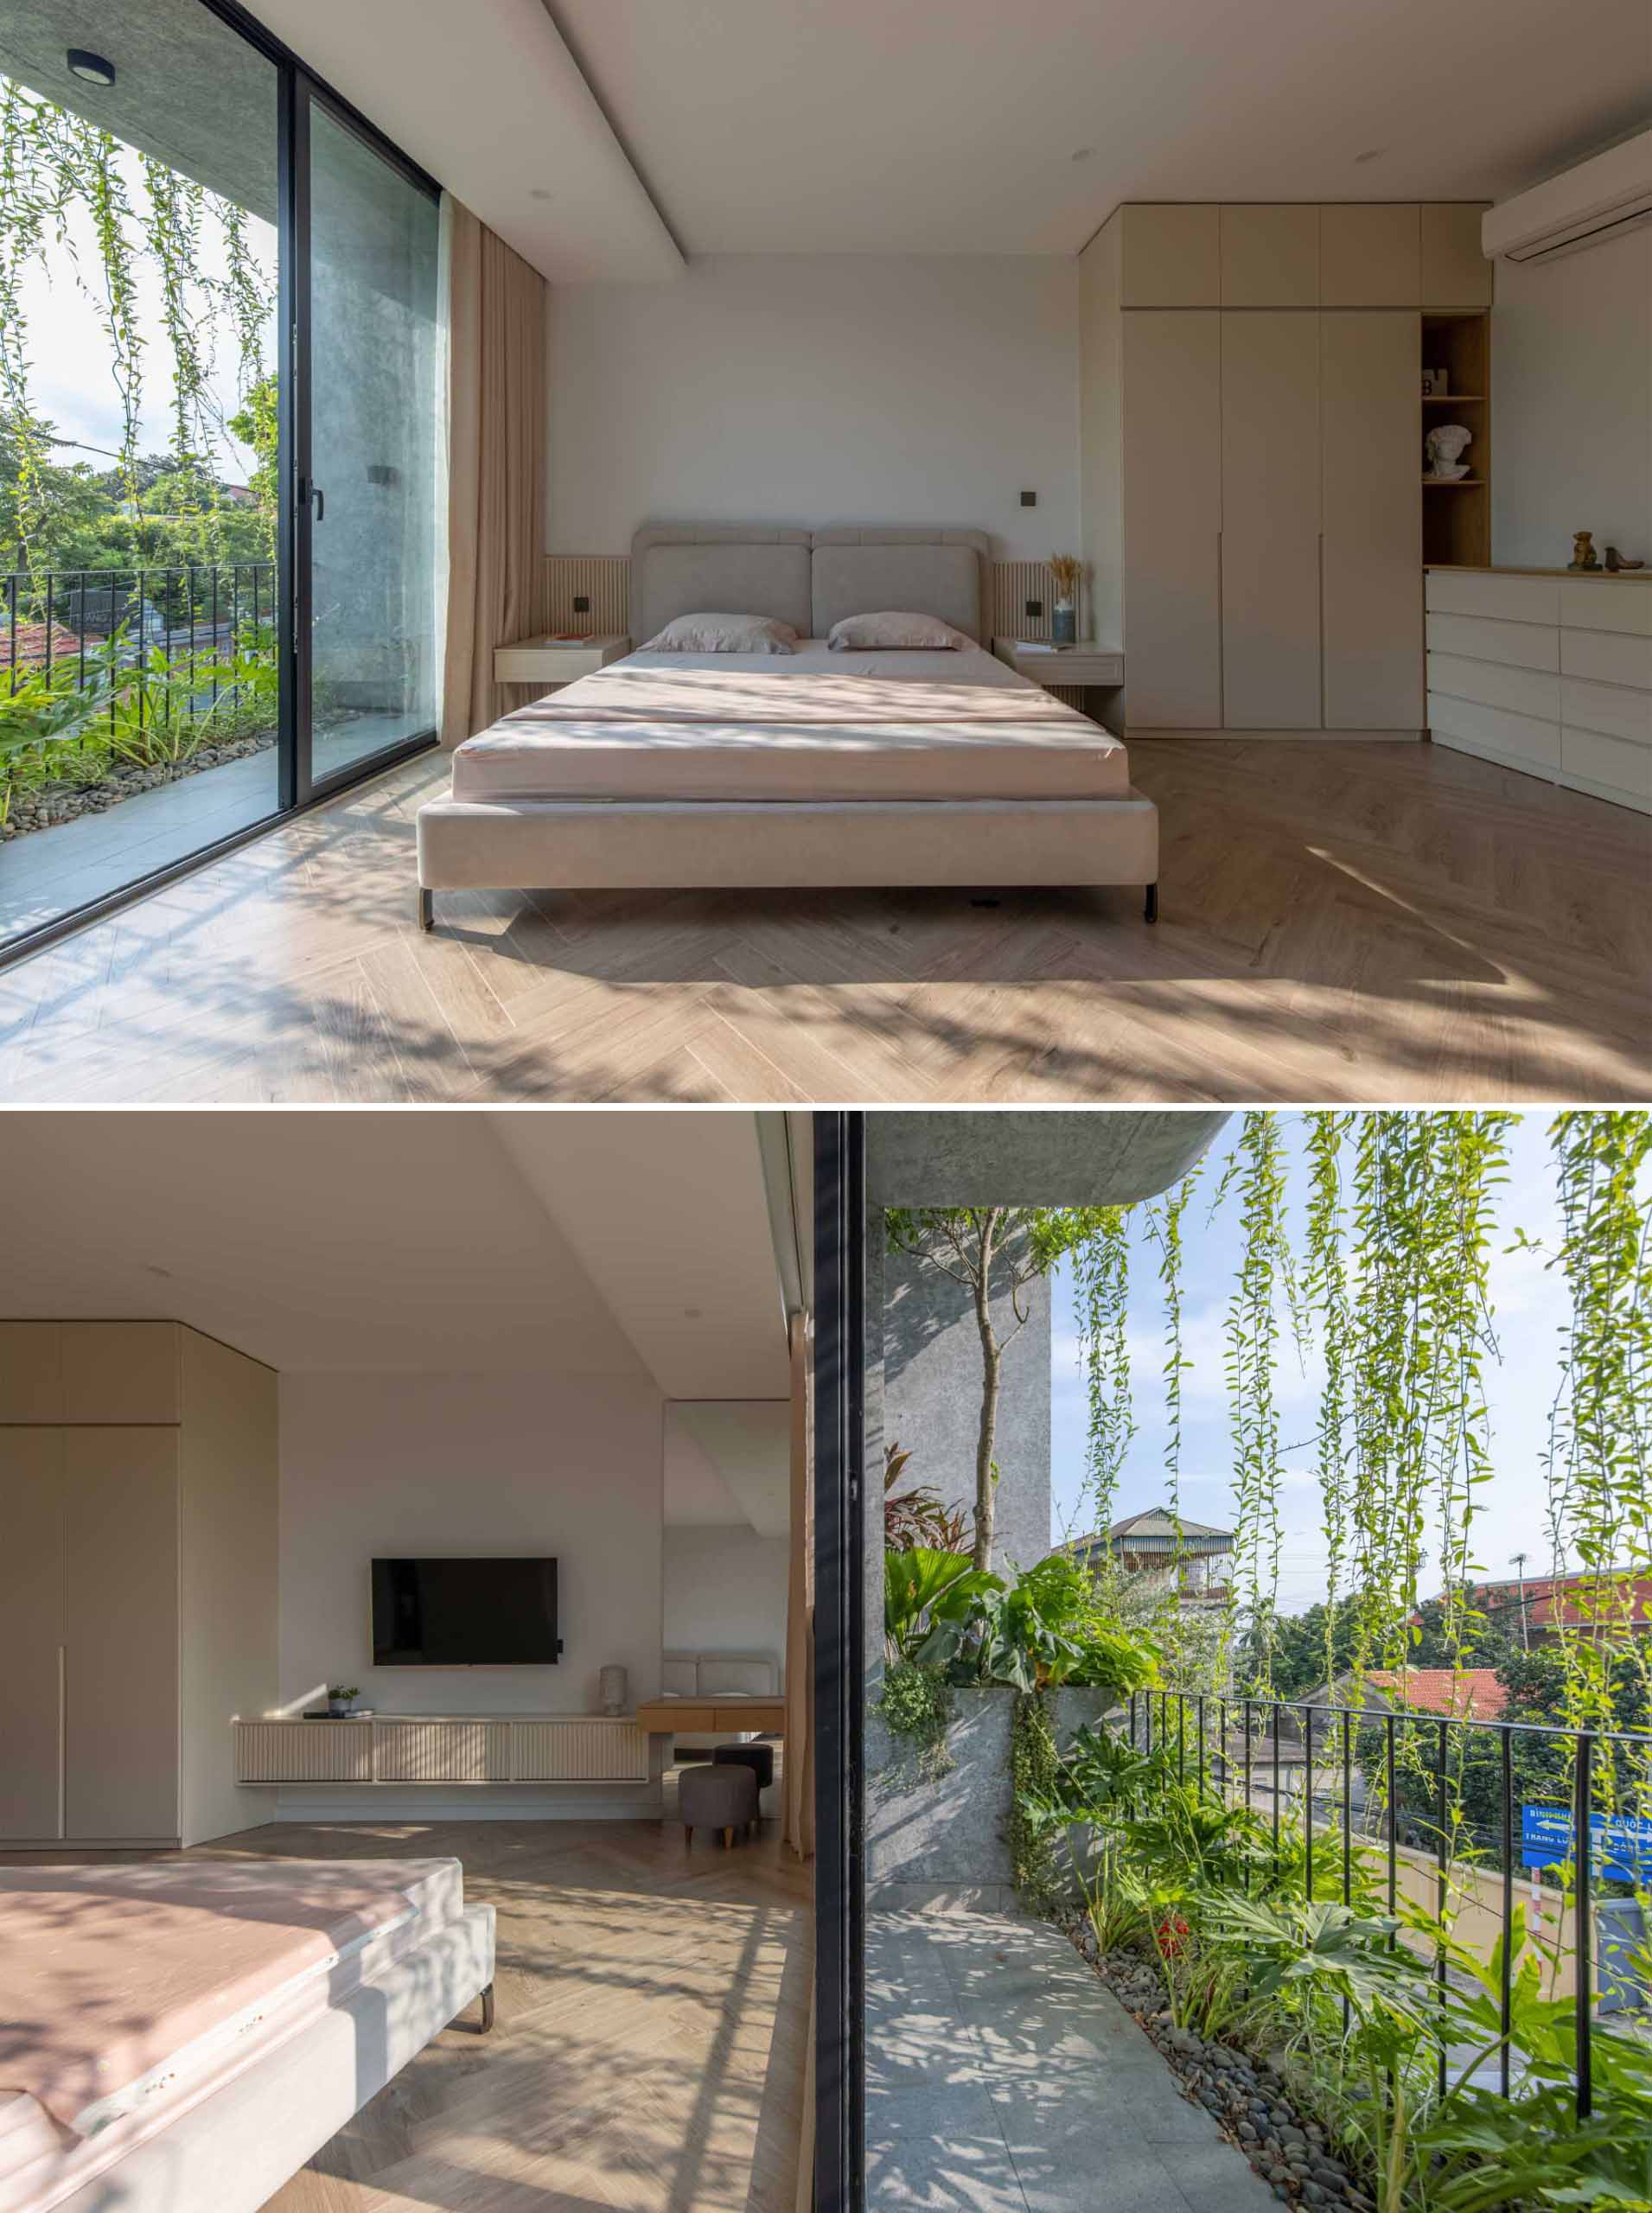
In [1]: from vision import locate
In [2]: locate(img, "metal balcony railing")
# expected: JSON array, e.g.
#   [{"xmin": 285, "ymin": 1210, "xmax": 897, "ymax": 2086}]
[
  {"xmin": 3, "ymin": 562, "xmax": 277, "ymax": 727},
  {"xmin": 1126, "ymin": 1686, "xmax": 1652, "ymax": 2121}
]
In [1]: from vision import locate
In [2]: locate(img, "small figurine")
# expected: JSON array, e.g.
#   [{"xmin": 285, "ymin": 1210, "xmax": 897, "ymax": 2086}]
[
  {"xmin": 1604, "ymin": 545, "xmax": 1645, "ymax": 572},
  {"xmin": 1425, "ymin": 424, "xmax": 1472, "ymax": 480},
  {"xmin": 1569, "ymin": 532, "xmax": 1601, "ymax": 572}
]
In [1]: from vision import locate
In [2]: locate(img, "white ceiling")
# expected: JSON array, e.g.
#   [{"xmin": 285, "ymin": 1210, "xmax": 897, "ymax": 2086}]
[
  {"xmin": 239, "ymin": 0, "xmax": 681, "ymax": 279},
  {"xmin": 549, "ymin": 0, "xmax": 1650, "ymax": 257},
  {"xmin": 488, "ymin": 1112, "xmax": 791, "ymax": 1399},
  {"xmin": 0, "ymin": 1111, "xmax": 788, "ymax": 1389}
]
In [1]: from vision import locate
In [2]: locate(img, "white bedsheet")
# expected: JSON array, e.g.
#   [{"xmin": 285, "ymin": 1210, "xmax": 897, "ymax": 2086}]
[{"xmin": 451, "ymin": 639, "xmax": 1128, "ymax": 805}]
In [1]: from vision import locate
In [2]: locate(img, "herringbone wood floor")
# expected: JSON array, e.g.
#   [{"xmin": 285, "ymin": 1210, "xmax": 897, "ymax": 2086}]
[
  {"xmin": 4, "ymin": 737, "xmax": 1649, "ymax": 1101},
  {"xmin": 186, "ymin": 1815, "xmax": 809, "ymax": 2213}
]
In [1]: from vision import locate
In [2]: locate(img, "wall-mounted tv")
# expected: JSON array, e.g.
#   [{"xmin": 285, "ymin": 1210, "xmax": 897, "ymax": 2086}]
[{"xmin": 371, "ymin": 1557, "xmax": 562, "ymax": 1666}]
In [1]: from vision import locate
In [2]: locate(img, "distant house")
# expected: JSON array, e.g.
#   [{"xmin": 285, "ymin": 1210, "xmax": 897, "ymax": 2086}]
[
  {"xmin": 1450, "ymin": 1572, "xmax": 1652, "ymax": 1646},
  {"xmin": 1065, "ymin": 1505, "xmax": 1234, "ymax": 1610},
  {"xmin": 1304, "ymin": 1667, "xmax": 1509, "ymax": 1736},
  {"xmin": 0, "ymin": 620, "xmax": 84, "ymax": 674}
]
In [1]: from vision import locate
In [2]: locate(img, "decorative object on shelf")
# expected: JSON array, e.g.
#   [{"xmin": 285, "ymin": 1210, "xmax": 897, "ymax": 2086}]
[
  {"xmin": 1424, "ymin": 424, "xmax": 1472, "ymax": 480},
  {"xmin": 1569, "ymin": 531, "xmax": 1602, "ymax": 572},
  {"xmin": 327, "ymin": 1685, "xmax": 359, "ymax": 1717},
  {"xmin": 1048, "ymin": 553, "xmax": 1083, "ymax": 645},
  {"xmin": 599, "ymin": 1664, "xmax": 628, "ymax": 1716},
  {"xmin": 1422, "ymin": 367, "xmax": 1449, "ymax": 397},
  {"xmin": 1604, "ymin": 544, "xmax": 1644, "ymax": 572}
]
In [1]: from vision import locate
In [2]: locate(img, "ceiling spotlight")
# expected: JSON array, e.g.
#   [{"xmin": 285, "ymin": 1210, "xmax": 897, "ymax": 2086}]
[
  {"xmin": 144, "ymin": 1263, "xmax": 172, "ymax": 1279},
  {"xmin": 67, "ymin": 48, "xmax": 117, "ymax": 88},
  {"xmin": 683, "ymin": 1306, "xmax": 702, "ymax": 1320},
  {"xmin": 529, "ymin": 187, "xmax": 552, "ymax": 202},
  {"xmin": 1354, "ymin": 147, "xmax": 1384, "ymax": 164},
  {"xmin": 1070, "ymin": 146, "xmax": 1094, "ymax": 163}
]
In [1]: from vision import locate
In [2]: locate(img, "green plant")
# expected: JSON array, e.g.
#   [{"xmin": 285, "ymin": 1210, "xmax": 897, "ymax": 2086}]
[
  {"xmin": 883, "ymin": 1546, "xmax": 1000, "ymax": 1665},
  {"xmin": 962, "ymin": 1555, "xmax": 1160, "ymax": 1694},
  {"xmin": 876, "ymin": 1659, "xmax": 956, "ymax": 1782},
  {"xmin": 883, "ymin": 1442, "xmax": 973, "ymax": 1553},
  {"xmin": 1007, "ymin": 1690, "xmax": 1061, "ymax": 1913}
]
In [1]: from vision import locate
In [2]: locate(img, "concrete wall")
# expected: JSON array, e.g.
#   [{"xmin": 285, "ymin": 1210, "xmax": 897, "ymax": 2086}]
[
  {"xmin": 662, "ymin": 1522, "xmax": 788, "ymax": 1683},
  {"xmin": 546, "ymin": 253, "xmax": 1080, "ymax": 559},
  {"xmin": 882, "ymin": 1236, "xmax": 1052, "ymax": 1578},
  {"xmin": 1492, "ymin": 226, "xmax": 1652, "ymax": 569},
  {"xmin": 277, "ymin": 1368, "xmax": 664, "ymax": 1816}
]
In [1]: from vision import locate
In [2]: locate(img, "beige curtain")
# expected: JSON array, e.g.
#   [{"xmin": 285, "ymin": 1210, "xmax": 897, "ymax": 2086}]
[
  {"xmin": 439, "ymin": 198, "xmax": 545, "ymax": 746},
  {"xmin": 783, "ymin": 1310, "xmax": 815, "ymax": 1860}
]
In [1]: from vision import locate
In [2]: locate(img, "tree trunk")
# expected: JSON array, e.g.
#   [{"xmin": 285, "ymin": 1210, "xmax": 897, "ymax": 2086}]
[{"xmin": 973, "ymin": 1211, "xmax": 1002, "ymax": 1572}]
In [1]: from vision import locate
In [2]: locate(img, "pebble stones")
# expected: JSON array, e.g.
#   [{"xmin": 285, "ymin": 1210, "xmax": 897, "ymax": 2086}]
[
  {"xmin": 0, "ymin": 730, "xmax": 276, "ymax": 840},
  {"xmin": 1058, "ymin": 1916, "xmax": 1368, "ymax": 2211}
]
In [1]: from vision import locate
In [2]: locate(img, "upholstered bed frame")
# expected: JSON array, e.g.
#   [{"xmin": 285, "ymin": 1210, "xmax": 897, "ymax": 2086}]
[{"xmin": 416, "ymin": 523, "xmax": 1158, "ymax": 918}]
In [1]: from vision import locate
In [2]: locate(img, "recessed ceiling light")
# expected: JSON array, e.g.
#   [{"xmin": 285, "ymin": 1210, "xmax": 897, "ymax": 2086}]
[
  {"xmin": 683, "ymin": 1306, "xmax": 702, "ymax": 1320},
  {"xmin": 67, "ymin": 48, "xmax": 116, "ymax": 88},
  {"xmin": 145, "ymin": 1263, "xmax": 172, "ymax": 1279},
  {"xmin": 1354, "ymin": 147, "xmax": 1384, "ymax": 164},
  {"xmin": 1071, "ymin": 147, "xmax": 1094, "ymax": 163},
  {"xmin": 529, "ymin": 187, "xmax": 552, "ymax": 201}
]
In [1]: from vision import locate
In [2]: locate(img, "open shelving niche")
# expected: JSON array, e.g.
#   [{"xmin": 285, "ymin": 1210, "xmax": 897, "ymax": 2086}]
[{"xmin": 1421, "ymin": 311, "xmax": 1490, "ymax": 568}]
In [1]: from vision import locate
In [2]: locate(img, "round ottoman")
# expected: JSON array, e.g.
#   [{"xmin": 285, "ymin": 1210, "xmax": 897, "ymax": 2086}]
[
  {"xmin": 679, "ymin": 1758, "xmax": 758, "ymax": 1848},
  {"xmin": 713, "ymin": 1742, "xmax": 775, "ymax": 1795}
]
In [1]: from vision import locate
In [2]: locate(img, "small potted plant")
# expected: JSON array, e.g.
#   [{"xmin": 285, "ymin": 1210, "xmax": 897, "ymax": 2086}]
[
  {"xmin": 327, "ymin": 1685, "xmax": 359, "ymax": 1717},
  {"xmin": 1049, "ymin": 554, "xmax": 1083, "ymax": 646}
]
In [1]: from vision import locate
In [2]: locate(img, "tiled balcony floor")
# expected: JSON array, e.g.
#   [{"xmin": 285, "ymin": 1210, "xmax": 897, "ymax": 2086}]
[{"xmin": 866, "ymin": 1903, "xmax": 1279, "ymax": 2212}]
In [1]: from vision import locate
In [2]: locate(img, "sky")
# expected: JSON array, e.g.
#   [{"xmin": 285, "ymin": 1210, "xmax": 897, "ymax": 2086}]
[
  {"xmin": 8, "ymin": 109, "xmax": 275, "ymax": 483},
  {"xmin": 1049, "ymin": 1112, "xmax": 1591, "ymax": 1617}
]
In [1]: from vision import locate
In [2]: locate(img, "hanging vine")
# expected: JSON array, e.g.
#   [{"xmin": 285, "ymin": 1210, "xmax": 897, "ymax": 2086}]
[
  {"xmin": 1224, "ymin": 1112, "xmax": 1292, "ymax": 1692},
  {"xmin": 0, "ymin": 75, "xmax": 275, "ymax": 578},
  {"xmin": 1537, "ymin": 1113, "xmax": 1652, "ymax": 1770},
  {"xmin": 1304, "ymin": 1111, "xmax": 1353, "ymax": 1687},
  {"xmin": 1144, "ymin": 1164, "xmax": 1202, "ymax": 1666},
  {"xmin": 1072, "ymin": 1206, "xmax": 1135, "ymax": 1569}
]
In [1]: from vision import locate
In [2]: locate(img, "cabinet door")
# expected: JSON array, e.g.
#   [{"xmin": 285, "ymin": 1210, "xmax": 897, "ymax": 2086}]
[
  {"xmin": 1221, "ymin": 205, "xmax": 1319, "ymax": 307},
  {"xmin": 64, "ymin": 1427, "xmax": 180, "ymax": 1840},
  {"xmin": 1322, "ymin": 312, "xmax": 1425, "ymax": 730},
  {"xmin": 1120, "ymin": 205, "xmax": 1219, "ymax": 307},
  {"xmin": 1122, "ymin": 312, "xmax": 1222, "ymax": 727},
  {"xmin": 62, "ymin": 1323, "xmax": 181, "ymax": 1424},
  {"xmin": 1221, "ymin": 313, "xmax": 1323, "ymax": 728},
  {"xmin": 0, "ymin": 1429, "xmax": 67, "ymax": 1840},
  {"xmin": 1421, "ymin": 205, "xmax": 1492, "ymax": 307},
  {"xmin": 1320, "ymin": 205, "xmax": 1420, "ymax": 307}
]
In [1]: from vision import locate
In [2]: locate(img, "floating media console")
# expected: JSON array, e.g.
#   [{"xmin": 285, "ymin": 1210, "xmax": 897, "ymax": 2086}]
[{"xmin": 233, "ymin": 1714, "xmax": 650, "ymax": 1786}]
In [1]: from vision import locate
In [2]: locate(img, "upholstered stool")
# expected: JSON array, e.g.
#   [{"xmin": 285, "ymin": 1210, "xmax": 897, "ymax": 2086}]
[
  {"xmin": 679, "ymin": 1758, "xmax": 758, "ymax": 1847},
  {"xmin": 713, "ymin": 1742, "xmax": 775, "ymax": 1794}
]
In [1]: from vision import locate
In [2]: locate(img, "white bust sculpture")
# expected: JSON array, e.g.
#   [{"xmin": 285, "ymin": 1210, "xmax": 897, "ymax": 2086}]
[{"xmin": 1426, "ymin": 424, "xmax": 1472, "ymax": 480}]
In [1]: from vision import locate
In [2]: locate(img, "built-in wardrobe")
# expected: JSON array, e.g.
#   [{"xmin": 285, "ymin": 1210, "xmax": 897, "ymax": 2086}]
[
  {"xmin": 0, "ymin": 1322, "xmax": 277, "ymax": 1848},
  {"xmin": 1080, "ymin": 201, "xmax": 1492, "ymax": 733}
]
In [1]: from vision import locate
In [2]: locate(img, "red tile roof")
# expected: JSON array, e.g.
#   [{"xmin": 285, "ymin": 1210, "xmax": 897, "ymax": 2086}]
[
  {"xmin": 1365, "ymin": 1667, "xmax": 1509, "ymax": 1719},
  {"xmin": 1, "ymin": 621, "xmax": 82, "ymax": 671}
]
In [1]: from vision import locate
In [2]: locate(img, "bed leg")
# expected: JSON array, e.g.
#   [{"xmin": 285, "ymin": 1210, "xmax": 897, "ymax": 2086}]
[
  {"xmin": 1144, "ymin": 883, "xmax": 1158, "ymax": 925},
  {"xmin": 418, "ymin": 888, "xmax": 434, "ymax": 933},
  {"xmin": 479, "ymin": 1981, "xmax": 495, "ymax": 2034}
]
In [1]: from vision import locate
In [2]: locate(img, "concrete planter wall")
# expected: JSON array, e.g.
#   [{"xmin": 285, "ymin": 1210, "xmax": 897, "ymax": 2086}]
[{"xmin": 868, "ymin": 1684, "xmax": 1121, "ymax": 1910}]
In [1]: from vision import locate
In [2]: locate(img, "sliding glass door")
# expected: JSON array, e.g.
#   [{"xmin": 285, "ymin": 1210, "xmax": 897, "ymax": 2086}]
[
  {"xmin": 294, "ymin": 87, "xmax": 440, "ymax": 796},
  {"xmin": 0, "ymin": 0, "xmax": 441, "ymax": 961}
]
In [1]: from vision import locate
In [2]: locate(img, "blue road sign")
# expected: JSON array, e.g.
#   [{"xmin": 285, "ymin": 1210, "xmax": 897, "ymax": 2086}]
[{"xmin": 1521, "ymin": 1803, "xmax": 1652, "ymax": 1883}]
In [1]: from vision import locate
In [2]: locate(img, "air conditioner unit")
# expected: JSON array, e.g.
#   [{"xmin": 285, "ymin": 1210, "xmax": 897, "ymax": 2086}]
[{"xmin": 1482, "ymin": 127, "xmax": 1652, "ymax": 265}]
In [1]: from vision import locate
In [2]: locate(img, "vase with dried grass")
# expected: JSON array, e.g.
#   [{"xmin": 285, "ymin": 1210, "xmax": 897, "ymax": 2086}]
[{"xmin": 1049, "ymin": 553, "xmax": 1083, "ymax": 645}]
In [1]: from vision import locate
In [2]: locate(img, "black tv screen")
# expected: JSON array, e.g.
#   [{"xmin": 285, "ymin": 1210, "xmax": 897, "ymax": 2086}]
[{"xmin": 371, "ymin": 1557, "xmax": 561, "ymax": 1666}]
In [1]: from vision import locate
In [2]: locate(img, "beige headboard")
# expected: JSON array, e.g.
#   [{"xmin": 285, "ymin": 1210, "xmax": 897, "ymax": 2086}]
[
  {"xmin": 810, "ymin": 527, "xmax": 991, "ymax": 645},
  {"xmin": 631, "ymin": 524, "xmax": 812, "ymax": 645},
  {"xmin": 630, "ymin": 523, "xmax": 992, "ymax": 645}
]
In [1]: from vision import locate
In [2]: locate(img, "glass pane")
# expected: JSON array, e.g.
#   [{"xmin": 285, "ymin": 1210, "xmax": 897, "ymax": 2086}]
[
  {"xmin": 307, "ymin": 105, "xmax": 439, "ymax": 783},
  {"xmin": 0, "ymin": 0, "xmax": 279, "ymax": 950}
]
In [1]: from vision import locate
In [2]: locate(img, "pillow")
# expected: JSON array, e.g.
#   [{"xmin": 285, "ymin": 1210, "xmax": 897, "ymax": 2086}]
[
  {"xmin": 660, "ymin": 1655, "xmax": 698, "ymax": 1697},
  {"xmin": 826, "ymin": 610, "xmax": 968, "ymax": 652},
  {"xmin": 641, "ymin": 612, "xmax": 798, "ymax": 654},
  {"xmin": 698, "ymin": 1656, "xmax": 778, "ymax": 1697}
]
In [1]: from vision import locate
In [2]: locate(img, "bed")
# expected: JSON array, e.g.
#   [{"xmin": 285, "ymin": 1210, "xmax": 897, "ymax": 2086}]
[
  {"xmin": 0, "ymin": 1857, "xmax": 494, "ymax": 2213},
  {"xmin": 416, "ymin": 524, "xmax": 1158, "ymax": 925}
]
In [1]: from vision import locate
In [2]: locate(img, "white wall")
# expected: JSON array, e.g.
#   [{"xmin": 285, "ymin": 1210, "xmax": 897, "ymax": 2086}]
[
  {"xmin": 278, "ymin": 1371, "xmax": 663, "ymax": 1720},
  {"xmin": 548, "ymin": 253, "xmax": 1080, "ymax": 558},
  {"xmin": 1492, "ymin": 228, "xmax": 1652, "ymax": 568},
  {"xmin": 662, "ymin": 1524, "xmax": 788, "ymax": 1684}
]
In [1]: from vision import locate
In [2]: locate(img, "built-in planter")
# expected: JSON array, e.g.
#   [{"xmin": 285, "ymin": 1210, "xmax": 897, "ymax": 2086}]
[{"xmin": 868, "ymin": 1684, "xmax": 1120, "ymax": 1908}]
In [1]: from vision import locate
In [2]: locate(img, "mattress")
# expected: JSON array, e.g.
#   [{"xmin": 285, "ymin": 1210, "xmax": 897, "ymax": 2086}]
[
  {"xmin": 450, "ymin": 639, "xmax": 1129, "ymax": 805},
  {"xmin": 0, "ymin": 1857, "xmax": 472, "ymax": 2210}
]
